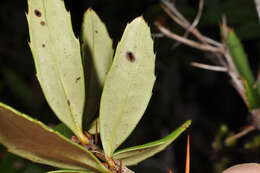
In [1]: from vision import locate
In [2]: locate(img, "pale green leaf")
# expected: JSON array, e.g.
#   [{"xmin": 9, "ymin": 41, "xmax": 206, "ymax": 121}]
[
  {"xmin": 81, "ymin": 9, "xmax": 113, "ymax": 128},
  {"xmin": 113, "ymin": 120, "xmax": 191, "ymax": 166},
  {"xmin": 0, "ymin": 103, "xmax": 109, "ymax": 173},
  {"xmin": 27, "ymin": 0, "xmax": 86, "ymax": 141},
  {"xmin": 100, "ymin": 17, "xmax": 156, "ymax": 157},
  {"xmin": 47, "ymin": 170, "xmax": 91, "ymax": 173}
]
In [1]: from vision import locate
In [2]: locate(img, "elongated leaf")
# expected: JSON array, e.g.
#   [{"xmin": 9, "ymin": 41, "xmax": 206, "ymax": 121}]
[
  {"xmin": 81, "ymin": 9, "xmax": 113, "ymax": 128},
  {"xmin": 27, "ymin": 0, "xmax": 86, "ymax": 142},
  {"xmin": 113, "ymin": 120, "xmax": 191, "ymax": 166},
  {"xmin": 225, "ymin": 28, "xmax": 255, "ymax": 86},
  {"xmin": 100, "ymin": 17, "xmax": 156, "ymax": 157},
  {"xmin": 48, "ymin": 170, "xmax": 91, "ymax": 173},
  {"xmin": 0, "ymin": 103, "xmax": 109, "ymax": 173},
  {"xmin": 243, "ymin": 79, "xmax": 260, "ymax": 109}
]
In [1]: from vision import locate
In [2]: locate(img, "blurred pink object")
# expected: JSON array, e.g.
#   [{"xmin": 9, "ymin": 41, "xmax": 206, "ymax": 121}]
[{"xmin": 223, "ymin": 163, "xmax": 260, "ymax": 173}]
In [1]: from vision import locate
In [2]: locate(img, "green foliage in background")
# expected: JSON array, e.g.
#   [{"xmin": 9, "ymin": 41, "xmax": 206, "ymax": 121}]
[{"xmin": 221, "ymin": 26, "xmax": 260, "ymax": 110}]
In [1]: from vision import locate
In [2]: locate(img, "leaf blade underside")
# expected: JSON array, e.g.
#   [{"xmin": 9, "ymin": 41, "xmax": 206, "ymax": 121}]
[
  {"xmin": 100, "ymin": 17, "xmax": 156, "ymax": 157},
  {"xmin": 27, "ymin": 0, "xmax": 86, "ymax": 141},
  {"xmin": 81, "ymin": 9, "xmax": 113, "ymax": 128}
]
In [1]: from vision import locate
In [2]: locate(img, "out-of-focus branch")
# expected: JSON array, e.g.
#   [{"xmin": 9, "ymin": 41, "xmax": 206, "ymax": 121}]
[
  {"xmin": 255, "ymin": 0, "xmax": 260, "ymax": 21},
  {"xmin": 155, "ymin": 21, "xmax": 224, "ymax": 53},
  {"xmin": 191, "ymin": 62, "xmax": 228, "ymax": 72},
  {"xmin": 190, "ymin": 0, "xmax": 204, "ymax": 31},
  {"xmin": 172, "ymin": 0, "xmax": 205, "ymax": 48},
  {"xmin": 161, "ymin": 0, "xmax": 188, "ymax": 25},
  {"xmin": 157, "ymin": 0, "xmax": 258, "ymax": 141},
  {"xmin": 225, "ymin": 125, "xmax": 255, "ymax": 145},
  {"xmin": 157, "ymin": 0, "xmax": 245, "ymax": 106},
  {"xmin": 160, "ymin": 0, "xmax": 222, "ymax": 48}
]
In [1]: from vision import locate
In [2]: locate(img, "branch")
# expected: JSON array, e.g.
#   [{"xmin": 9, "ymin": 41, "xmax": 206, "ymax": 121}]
[
  {"xmin": 225, "ymin": 125, "xmax": 255, "ymax": 145},
  {"xmin": 160, "ymin": 0, "xmax": 222, "ymax": 48},
  {"xmin": 155, "ymin": 21, "xmax": 225, "ymax": 53},
  {"xmin": 255, "ymin": 0, "xmax": 260, "ymax": 21},
  {"xmin": 159, "ymin": 0, "xmax": 257, "ymax": 143},
  {"xmin": 191, "ymin": 62, "xmax": 228, "ymax": 72},
  {"xmin": 172, "ymin": 0, "xmax": 205, "ymax": 48}
]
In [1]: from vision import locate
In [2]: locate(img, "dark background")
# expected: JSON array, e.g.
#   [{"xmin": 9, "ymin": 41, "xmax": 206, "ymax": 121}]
[{"xmin": 1, "ymin": 0, "xmax": 260, "ymax": 173}]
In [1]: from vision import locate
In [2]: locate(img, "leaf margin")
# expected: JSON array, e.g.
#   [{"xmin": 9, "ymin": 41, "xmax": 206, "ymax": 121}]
[
  {"xmin": 0, "ymin": 102, "xmax": 109, "ymax": 173},
  {"xmin": 113, "ymin": 120, "xmax": 191, "ymax": 166}
]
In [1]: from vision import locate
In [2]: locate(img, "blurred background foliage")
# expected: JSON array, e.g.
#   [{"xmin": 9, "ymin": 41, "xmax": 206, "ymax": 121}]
[{"xmin": 0, "ymin": 0, "xmax": 260, "ymax": 173}]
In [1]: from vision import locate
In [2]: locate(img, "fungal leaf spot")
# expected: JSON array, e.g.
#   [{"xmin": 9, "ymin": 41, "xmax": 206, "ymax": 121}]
[
  {"xmin": 42, "ymin": 44, "xmax": 45, "ymax": 48},
  {"xmin": 126, "ymin": 51, "xmax": 135, "ymax": 63},
  {"xmin": 95, "ymin": 30, "xmax": 98, "ymax": 34},
  {"xmin": 34, "ymin": 9, "xmax": 42, "ymax": 17},
  {"xmin": 75, "ymin": 77, "xmax": 81, "ymax": 83},
  {"xmin": 40, "ymin": 21, "xmax": 45, "ymax": 26}
]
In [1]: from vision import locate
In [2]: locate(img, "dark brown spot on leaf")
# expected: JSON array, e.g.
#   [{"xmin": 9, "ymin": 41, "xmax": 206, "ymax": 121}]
[
  {"xmin": 126, "ymin": 51, "xmax": 135, "ymax": 63},
  {"xmin": 42, "ymin": 44, "xmax": 45, "ymax": 48},
  {"xmin": 40, "ymin": 21, "xmax": 45, "ymax": 26},
  {"xmin": 34, "ymin": 9, "xmax": 42, "ymax": 17},
  {"xmin": 67, "ymin": 100, "xmax": 70, "ymax": 106},
  {"xmin": 76, "ymin": 77, "xmax": 81, "ymax": 83},
  {"xmin": 95, "ymin": 30, "xmax": 98, "ymax": 33}
]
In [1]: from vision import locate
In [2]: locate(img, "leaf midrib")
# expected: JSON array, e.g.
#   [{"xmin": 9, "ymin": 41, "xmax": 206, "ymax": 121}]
[
  {"xmin": 109, "ymin": 46, "xmax": 140, "ymax": 156},
  {"xmin": 42, "ymin": 1, "xmax": 80, "ymax": 133}
]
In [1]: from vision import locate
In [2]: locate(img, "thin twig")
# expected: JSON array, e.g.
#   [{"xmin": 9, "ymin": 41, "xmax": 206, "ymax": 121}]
[
  {"xmin": 160, "ymin": 4, "xmax": 186, "ymax": 28},
  {"xmin": 159, "ymin": 0, "xmax": 256, "ymax": 143},
  {"xmin": 213, "ymin": 52, "xmax": 228, "ymax": 67},
  {"xmin": 173, "ymin": 0, "xmax": 205, "ymax": 48},
  {"xmin": 155, "ymin": 21, "xmax": 225, "ymax": 53},
  {"xmin": 255, "ymin": 0, "xmax": 260, "ymax": 21},
  {"xmin": 161, "ymin": 0, "xmax": 188, "ymax": 24},
  {"xmin": 191, "ymin": 62, "xmax": 228, "ymax": 72},
  {"xmin": 225, "ymin": 125, "xmax": 256, "ymax": 145},
  {"xmin": 160, "ymin": 1, "xmax": 222, "ymax": 48},
  {"xmin": 160, "ymin": 3, "xmax": 206, "ymax": 44},
  {"xmin": 190, "ymin": 0, "xmax": 204, "ymax": 31},
  {"xmin": 204, "ymin": 37, "xmax": 224, "ymax": 48}
]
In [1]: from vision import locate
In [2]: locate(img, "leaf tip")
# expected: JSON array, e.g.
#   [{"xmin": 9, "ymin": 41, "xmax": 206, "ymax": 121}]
[
  {"xmin": 184, "ymin": 120, "xmax": 192, "ymax": 129},
  {"xmin": 83, "ymin": 8, "xmax": 96, "ymax": 18}
]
